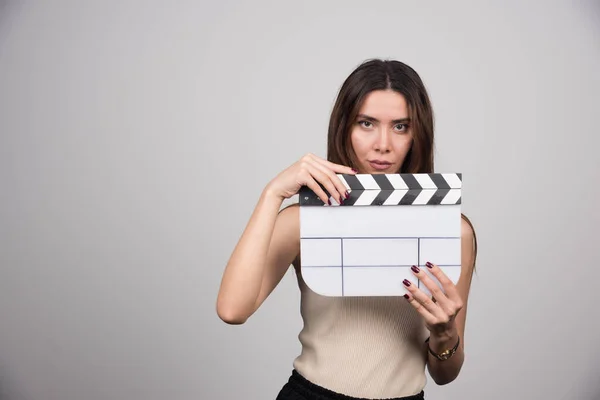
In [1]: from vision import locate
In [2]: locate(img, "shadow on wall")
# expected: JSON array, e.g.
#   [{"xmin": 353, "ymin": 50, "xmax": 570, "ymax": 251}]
[
  {"xmin": 0, "ymin": 0, "xmax": 24, "ymax": 51},
  {"xmin": 0, "ymin": 363, "xmax": 30, "ymax": 400},
  {"xmin": 0, "ymin": 2, "xmax": 26, "ymax": 399},
  {"xmin": 576, "ymin": 0, "xmax": 600, "ymax": 29}
]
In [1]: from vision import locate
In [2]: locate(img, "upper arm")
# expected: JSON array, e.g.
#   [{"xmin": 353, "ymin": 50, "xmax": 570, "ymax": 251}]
[
  {"xmin": 252, "ymin": 203, "xmax": 300, "ymax": 313},
  {"xmin": 454, "ymin": 216, "xmax": 477, "ymax": 350}
]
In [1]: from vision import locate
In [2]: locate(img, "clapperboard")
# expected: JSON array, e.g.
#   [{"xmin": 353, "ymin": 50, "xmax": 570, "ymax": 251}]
[{"xmin": 299, "ymin": 173, "xmax": 462, "ymax": 297}]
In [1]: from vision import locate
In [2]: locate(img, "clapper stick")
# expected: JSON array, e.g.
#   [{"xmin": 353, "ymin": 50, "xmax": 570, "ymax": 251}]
[{"xmin": 299, "ymin": 173, "xmax": 462, "ymax": 297}]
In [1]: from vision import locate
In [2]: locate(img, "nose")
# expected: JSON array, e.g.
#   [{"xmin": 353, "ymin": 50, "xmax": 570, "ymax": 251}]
[{"xmin": 374, "ymin": 128, "xmax": 391, "ymax": 153}]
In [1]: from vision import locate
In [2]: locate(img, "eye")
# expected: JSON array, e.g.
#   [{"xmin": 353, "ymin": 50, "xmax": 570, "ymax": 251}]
[
  {"xmin": 358, "ymin": 120, "xmax": 373, "ymax": 129},
  {"xmin": 394, "ymin": 123, "xmax": 409, "ymax": 132}
]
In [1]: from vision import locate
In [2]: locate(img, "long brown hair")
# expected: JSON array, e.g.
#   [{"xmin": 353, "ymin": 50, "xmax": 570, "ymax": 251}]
[
  {"xmin": 327, "ymin": 59, "xmax": 434, "ymax": 174},
  {"xmin": 326, "ymin": 58, "xmax": 478, "ymax": 271}
]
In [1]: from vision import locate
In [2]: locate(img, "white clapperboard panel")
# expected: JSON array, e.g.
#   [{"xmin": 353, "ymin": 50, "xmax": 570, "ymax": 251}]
[{"xmin": 299, "ymin": 173, "xmax": 462, "ymax": 297}]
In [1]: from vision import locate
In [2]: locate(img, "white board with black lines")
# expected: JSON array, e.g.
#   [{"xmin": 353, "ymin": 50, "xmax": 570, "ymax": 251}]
[{"xmin": 299, "ymin": 173, "xmax": 462, "ymax": 297}]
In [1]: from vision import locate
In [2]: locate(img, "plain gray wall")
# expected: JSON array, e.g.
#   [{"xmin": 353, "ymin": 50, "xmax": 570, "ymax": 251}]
[{"xmin": 1, "ymin": 1, "xmax": 599, "ymax": 399}]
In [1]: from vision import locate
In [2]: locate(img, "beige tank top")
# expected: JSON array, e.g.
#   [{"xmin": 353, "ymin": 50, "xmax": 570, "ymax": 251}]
[{"xmin": 292, "ymin": 267, "xmax": 430, "ymax": 398}]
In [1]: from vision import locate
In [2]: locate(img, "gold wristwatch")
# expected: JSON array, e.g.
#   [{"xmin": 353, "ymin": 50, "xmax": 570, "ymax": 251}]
[{"xmin": 425, "ymin": 336, "xmax": 460, "ymax": 361}]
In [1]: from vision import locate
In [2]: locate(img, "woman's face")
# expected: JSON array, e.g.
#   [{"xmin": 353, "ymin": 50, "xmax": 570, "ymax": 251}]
[{"xmin": 350, "ymin": 89, "xmax": 413, "ymax": 174}]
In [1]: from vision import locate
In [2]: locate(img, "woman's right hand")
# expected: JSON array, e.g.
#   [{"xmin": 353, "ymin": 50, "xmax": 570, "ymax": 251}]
[{"xmin": 266, "ymin": 153, "xmax": 357, "ymax": 205}]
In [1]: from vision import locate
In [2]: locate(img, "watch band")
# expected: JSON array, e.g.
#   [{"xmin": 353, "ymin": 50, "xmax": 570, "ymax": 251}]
[{"xmin": 425, "ymin": 335, "xmax": 460, "ymax": 361}]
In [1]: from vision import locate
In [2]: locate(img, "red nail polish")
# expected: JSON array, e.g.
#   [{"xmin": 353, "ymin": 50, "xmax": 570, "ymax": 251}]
[
  {"xmin": 327, "ymin": 199, "xmax": 331, "ymax": 205},
  {"xmin": 352, "ymin": 169, "xmax": 358, "ymax": 173},
  {"xmin": 404, "ymin": 294, "xmax": 410, "ymax": 300},
  {"xmin": 426, "ymin": 262, "xmax": 433, "ymax": 269},
  {"xmin": 411, "ymin": 265, "xmax": 420, "ymax": 273},
  {"xmin": 403, "ymin": 279, "xmax": 411, "ymax": 287}
]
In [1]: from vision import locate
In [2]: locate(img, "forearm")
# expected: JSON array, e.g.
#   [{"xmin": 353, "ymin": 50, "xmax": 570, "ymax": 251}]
[
  {"xmin": 426, "ymin": 327, "xmax": 464, "ymax": 385},
  {"xmin": 216, "ymin": 187, "xmax": 283, "ymax": 321}
]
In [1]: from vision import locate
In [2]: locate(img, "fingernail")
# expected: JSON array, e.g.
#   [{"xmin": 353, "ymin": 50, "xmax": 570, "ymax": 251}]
[
  {"xmin": 404, "ymin": 294, "xmax": 410, "ymax": 300},
  {"xmin": 402, "ymin": 279, "xmax": 411, "ymax": 287},
  {"xmin": 426, "ymin": 262, "xmax": 433, "ymax": 269},
  {"xmin": 352, "ymin": 169, "xmax": 358, "ymax": 173},
  {"xmin": 345, "ymin": 191, "xmax": 349, "ymax": 199},
  {"xmin": 411, "ymin": 265, "xmax": 420, "ymax": 273},
  {"xmin": 327, "ymin": 199, "xmax": 331, "ymax": 205}
]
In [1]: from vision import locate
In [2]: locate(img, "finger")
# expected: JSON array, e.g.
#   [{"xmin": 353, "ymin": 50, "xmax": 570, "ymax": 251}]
[
  {"xmin": 402, "ymin": 278, "xmax": 439, "ymax": 319},
  {"xmin": 410, "ymin": 265, "xmax": 451, "ymax": 312},
  {"xmin": 309, "ymin": 161, "xmax": 350, "ymax": 204},
  {"xmin": 304, "ymin": 179, "xmax": 330, "ymax": 205},
  {"xmin": 303, "ymin": 162, "xmax": 345, "ymax": 205},
  {"xmin": 411, "ymin": 265, "xmax": 459, "ymax": 320},
  {"xmin": 424, "ymin": 261, "xmax": 463, "ymax": 308},
  {"xmin": 304, "ymin": 154, "xmax": 357, "ymax": 203},
  {"xmin": 403, "ymin": 292, "xmax": 436, "ymax": 324},
  {"xmin": 302, "ymin": 174, "xmax": 332, "ymax": 205},
  {"xmin": 298, "ymin": 158, "xmax": 337, "ymax": 204},
  {"xmin": 310, "ymin": 154, "xmax": 357, "ymax": 175}
]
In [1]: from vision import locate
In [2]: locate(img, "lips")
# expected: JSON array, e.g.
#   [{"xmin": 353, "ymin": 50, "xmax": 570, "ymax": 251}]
[
  {"xmin": 368, "ymin": 160, "xmax": 393, "ymax": 171},
  {"xmin": 369, "ymin": 160, "xmax": 392, "ymax": 165}
]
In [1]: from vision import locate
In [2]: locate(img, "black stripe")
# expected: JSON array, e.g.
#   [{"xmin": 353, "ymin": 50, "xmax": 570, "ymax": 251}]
[
  {"xmin": 427, "ymin": 188, "xmax": 450, "ymax": 205},
  {"xmin": 340, "ymin": 239, "xmax": 344, "ymax": 296},
  {"xmin": 429, "ymin": 174, "xmax": 450, "ymax": 189},
  {"xmin": 399, "ymin": 189, "xmax": 421, "ymax": 205},
  {"xmin": 341, "ymin": 189, "xmax": 361, "ymax": 206},
  {"xmin": 372, "ymin": 190, "xmax": 393, "ymax": 205},
  {"xmin": 400, "ymin": 174, "xmax": 421, "ymax": 190},
  {"xmin": 299, "ymin": 186, "xmax": 323, "ymax": 205},
  {"xmin": 417, "ymin": 238, "xmax": 420, "ymax": 271},
  {"xmin": 298, "ymin": 182, "xmax": 338, "ymax": 206},
  {"xmin": 372, "ymin": 174, "xmax": 394, "ymax": 190},
  {"xmin": 342, "ymin": 174, "xmax": 364, "ymax": 190},
  {"xmin": 300, "ymin": 174, "xmax": 462, "ymax": 206}
]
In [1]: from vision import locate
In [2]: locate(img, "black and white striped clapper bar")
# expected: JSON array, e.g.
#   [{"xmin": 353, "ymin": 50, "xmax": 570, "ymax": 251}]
[{"xmin": 299, "ymin": 173, "xmax": 462, "ymax": 297}]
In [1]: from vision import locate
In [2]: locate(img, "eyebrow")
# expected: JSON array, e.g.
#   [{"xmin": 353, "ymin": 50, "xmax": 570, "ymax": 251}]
[{"xmin": 357, "ymin": 114, "xmax": 411, "ymax": 124}]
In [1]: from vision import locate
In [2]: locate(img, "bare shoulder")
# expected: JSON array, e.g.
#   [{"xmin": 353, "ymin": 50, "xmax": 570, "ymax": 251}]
[
  {"xmin": 460, "ymin": 213, "xmax": 478, "ymax": 277},
  {"xmin": 279, "ymin": 201, "xmax": 299, "ymax": 215},
  {"xmin": 461, "ymin": 215, "xmax": 475, "ymax": 242},
  {"xmin": 277, "ymin": 203, "xmax": 302, "ymax": 272},
  {"xmin": 278, "ymin": 202, "xmax": 299, "ymax": 232}
]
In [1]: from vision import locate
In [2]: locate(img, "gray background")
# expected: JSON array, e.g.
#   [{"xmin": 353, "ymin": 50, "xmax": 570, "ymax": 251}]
[{"xmin": 1, "ymin": 1, "xmax": 599, "ymax": 399}]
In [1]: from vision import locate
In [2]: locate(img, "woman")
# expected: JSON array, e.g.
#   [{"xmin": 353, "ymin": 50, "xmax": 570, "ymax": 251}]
[{"xmin": 216, "ymin": 59, "xmax": 478, "ymax": 400}]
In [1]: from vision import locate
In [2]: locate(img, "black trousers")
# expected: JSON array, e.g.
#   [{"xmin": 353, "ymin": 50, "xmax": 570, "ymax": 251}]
[{"xmin": 276, "ymin": 370, "xmax": 425, "ymax": 400}]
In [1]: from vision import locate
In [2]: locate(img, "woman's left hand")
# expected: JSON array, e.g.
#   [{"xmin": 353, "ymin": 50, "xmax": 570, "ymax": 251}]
[{"xmin": 402, "ymin": 261, "xmax": 464, "ymax": 338}]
